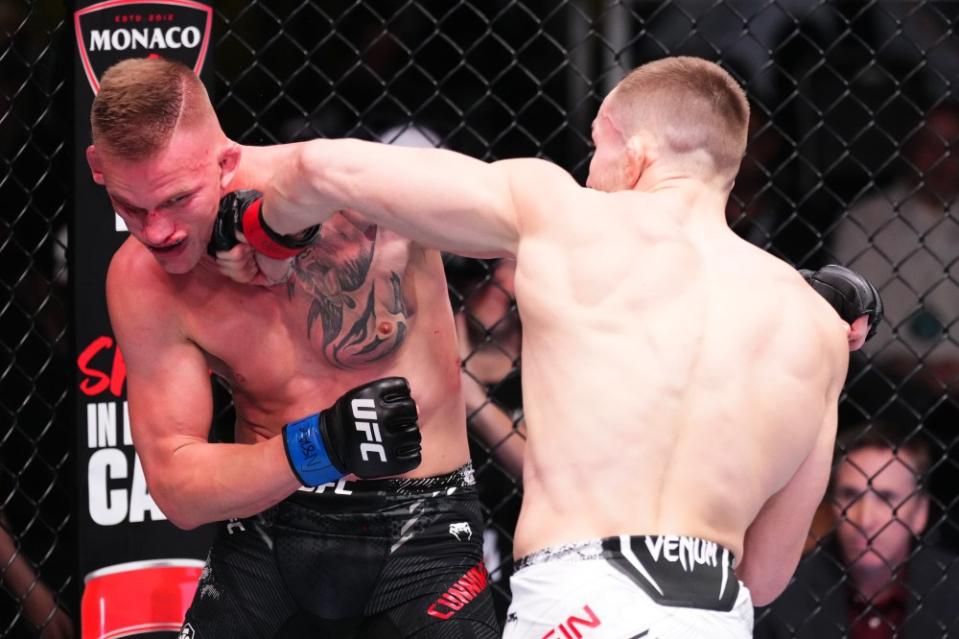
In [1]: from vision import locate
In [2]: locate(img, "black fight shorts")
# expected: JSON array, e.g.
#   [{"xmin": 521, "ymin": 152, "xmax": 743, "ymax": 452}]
[{"xmin": 180, "ymin": 464, "xmax": 499, "ymax": 639}]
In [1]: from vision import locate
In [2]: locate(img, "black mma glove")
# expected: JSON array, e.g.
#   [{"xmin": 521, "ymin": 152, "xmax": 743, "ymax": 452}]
[
  {"xmin": 282, "ymin": 377, "xmax": 422, "ymax": 486},
  {"xmin": 800, "ymin": 264, "xmax": 884, "ymax": 341},
  {"xmin": 208, "ymin": 189, "xmax": 319, "ymax": 259}
]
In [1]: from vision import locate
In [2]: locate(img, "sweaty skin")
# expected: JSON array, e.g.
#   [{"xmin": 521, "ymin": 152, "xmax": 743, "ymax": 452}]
[
  {"xmin": 238, "ymin": 102, "xmax": 853, "ymax": 606},
  {"xmin": 92, "ymin": 131, "xmax": 468, "ymax": 531}
]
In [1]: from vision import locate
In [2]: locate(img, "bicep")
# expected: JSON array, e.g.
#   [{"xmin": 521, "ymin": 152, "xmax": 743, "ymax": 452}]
[
  {"xmin": 298, "ymin": 140, "xmax": 514, "ymax": 256},
  {"xmin": 107, "ymin": 281, "xmax": 213, "ymax": 477},
  {"xmin": 124, "ymin": 340, "xmax": 214, "ymax": 472},
  {"xmin": 305, "ymin": 141, "xmax": 577, "ymax": 257}
]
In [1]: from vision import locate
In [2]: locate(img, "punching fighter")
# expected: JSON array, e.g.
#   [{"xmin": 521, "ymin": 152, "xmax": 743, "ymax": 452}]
[
  {"xmin": 86, "ymin": 58, "xmax": 500, "ymax": 638},
  {"xmin": 216, "ymin": 56, "xmax": 882, "ymax": 638}
]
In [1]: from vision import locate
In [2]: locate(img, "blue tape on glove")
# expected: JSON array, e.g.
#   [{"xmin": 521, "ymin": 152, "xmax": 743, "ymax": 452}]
[{"xmin": 282, "ymin": 414, "xmax": 344, "ymax": 487}]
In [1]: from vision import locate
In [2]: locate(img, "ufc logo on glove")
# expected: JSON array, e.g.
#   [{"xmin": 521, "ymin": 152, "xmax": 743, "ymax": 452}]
[
  {"xmin": 352, "ymin": 398, "xmax": 387, "ymax": 462},
  {"xmin": 282, "ymin": 377, "xmax": 422, "ymax": 487}
]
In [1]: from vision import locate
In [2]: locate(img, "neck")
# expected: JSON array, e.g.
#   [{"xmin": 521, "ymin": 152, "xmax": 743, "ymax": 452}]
[
  {"xmin": 195, "ymin": 252, "xmax": 225, "ymax": 277},
  {"xmin": 635, "ymin": 172, "xmax": 733, "ymax": 226}
]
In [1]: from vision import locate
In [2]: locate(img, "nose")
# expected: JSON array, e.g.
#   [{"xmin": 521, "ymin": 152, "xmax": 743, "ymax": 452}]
[
  {"xmin": 141, "ymin": 210, "xmax": 175, "ymax": 246},
  {"xmin": 848, "ymin": 493, "xmax": 887, "ymax": 541}
]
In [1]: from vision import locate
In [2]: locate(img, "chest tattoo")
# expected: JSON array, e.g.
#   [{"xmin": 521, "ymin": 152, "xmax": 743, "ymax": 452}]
[{"xmin": 287, "ymin": 222, "xmax": 412, "ymax": 367}]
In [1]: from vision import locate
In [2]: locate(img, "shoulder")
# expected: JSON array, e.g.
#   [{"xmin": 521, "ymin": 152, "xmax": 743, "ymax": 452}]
[
  {"xmin": 495, "ymin": 160, "xmax": 662, "ymax": 245},
  {"xmin": 800, "ymin": 280, "xmax": 851, "ymax": 384},
  {"xmin": 107, "ymin": 239, "xmax": 165, "ymax": 303},
  {"xmin": 491, "ymin": 158, "xmax": 588, "ymax": 218},
  {"xmin": 773, "ymin": 261, "xmax": 848, "ymax": 354},
  {"xmin": 739, "ymin": 252, "xmax": 849, "ymax": 379},
  {"xmin": 746, "ymin": 250, "xmax": 829, "ymax": 320},
  {"xmin": 494, "ymin": 157, "xmax": 578, "ymax": 186},
  {"xmin": 106, "ymin": 239, "xmax": 183, "ymax": 338}
]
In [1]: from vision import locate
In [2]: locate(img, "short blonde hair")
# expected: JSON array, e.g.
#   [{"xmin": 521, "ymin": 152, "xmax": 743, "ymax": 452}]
[
  {"xmin": 91, "ymin": 58, "xmax": 213, "ymax": 160},
  {"xmin": 608, "ymin": 56, "xmax": 749, "ymax": 180}
]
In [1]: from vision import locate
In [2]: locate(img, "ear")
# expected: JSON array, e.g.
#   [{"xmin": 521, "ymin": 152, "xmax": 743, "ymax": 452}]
[
  {"xmin": 218, "ymin": 141, "xmax": 241, "ymax": 191},
  {"xmin": 86, "ymin": 145, "xmax": 105, "ymax": 185},
  {"xmin": 623, "ymin": 135, "xmax": 646, "ymax": 189}
]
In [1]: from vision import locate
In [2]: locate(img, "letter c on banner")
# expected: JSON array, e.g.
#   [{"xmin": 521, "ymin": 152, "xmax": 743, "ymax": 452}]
[{"xmin": 88, "ymin": 448, "xmax": 128, "ymax": 526}]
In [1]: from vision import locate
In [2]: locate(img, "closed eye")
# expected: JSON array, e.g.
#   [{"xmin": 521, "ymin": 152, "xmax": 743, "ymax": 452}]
[{"xmin": 167, "ymin": 193, "xmax": 192, "ymax": 206}]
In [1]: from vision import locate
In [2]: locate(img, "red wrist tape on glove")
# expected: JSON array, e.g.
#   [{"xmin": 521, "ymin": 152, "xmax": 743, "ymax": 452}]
[{"xmin": 240, "ymin": 199, "xmax": 308, "ymax": 260}]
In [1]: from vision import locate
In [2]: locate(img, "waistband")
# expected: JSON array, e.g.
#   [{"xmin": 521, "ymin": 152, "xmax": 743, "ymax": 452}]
[
  {"xmin": 292, "ymin": 462, "xmax": 476, "ymax": 498},
  {"xmin": 516, "ymin": 535, "xmax": 740, "ymax": 612}
]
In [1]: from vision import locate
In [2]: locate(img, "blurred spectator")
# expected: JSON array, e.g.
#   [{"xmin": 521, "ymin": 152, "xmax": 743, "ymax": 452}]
[
  {"xmin": 447, "ymin": 257, "xmax": 524, "ymax": 622},
  {"xmin": 456, "ymin": 258, "xmax": 525, "ymax": 479},
  {"xmin": 754, "ymin": 421, "xmax": 959, "ymax": 638},
  {"xmin": 828, "ymin": 103, "xmax": 959, "ymax": 394},
  {"xmin": 0, "ymin": 514, "xmax": 73, "ymax": 639}
]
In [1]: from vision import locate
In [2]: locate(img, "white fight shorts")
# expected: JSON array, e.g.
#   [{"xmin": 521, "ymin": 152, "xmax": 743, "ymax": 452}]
[{"xmin": 503, "ymin": 535, "xmax": 753, "ymax": 639}]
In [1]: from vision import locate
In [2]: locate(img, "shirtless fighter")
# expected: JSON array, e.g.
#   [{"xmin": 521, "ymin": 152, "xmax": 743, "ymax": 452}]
[
  {"xmin": 217, "ymin": 56, "xmax": 881, "ymax": 637},
  {"xmin": 86, "ymin": 59, "xmax": 499, "ymax": 638}
]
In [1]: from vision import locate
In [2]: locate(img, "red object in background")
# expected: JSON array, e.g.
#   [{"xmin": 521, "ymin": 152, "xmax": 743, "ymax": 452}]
[{"xmin": 81, "ymin": 559, "xmax": 204, "ymax": 639}]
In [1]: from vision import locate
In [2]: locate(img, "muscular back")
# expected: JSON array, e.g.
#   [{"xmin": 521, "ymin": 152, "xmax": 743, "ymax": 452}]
[{"xmin": 511, "ymin": 186, "xmax": 848, "ymax": 561}]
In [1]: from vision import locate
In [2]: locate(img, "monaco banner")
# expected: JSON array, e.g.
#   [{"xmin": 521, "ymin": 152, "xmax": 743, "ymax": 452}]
[
  {"xmin": 72, "ymin": 1, "xmax": 215, "ymax": 635},
  {"xmin": 75, "ymin": 0, "xmax": 213, "ymax": 94}
]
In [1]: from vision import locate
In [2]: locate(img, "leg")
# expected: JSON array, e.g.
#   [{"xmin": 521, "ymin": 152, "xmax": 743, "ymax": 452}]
[
  {"xmin": 363, "ymin": 489, "xmax": 501, "ymax": 638},
  {"xmin": 355, "ymin": 590, "xmax": 500, "ymax": 639},
  {"xmin": 181, "ymin": 516, "xmax": 299, "ymax": 639}
]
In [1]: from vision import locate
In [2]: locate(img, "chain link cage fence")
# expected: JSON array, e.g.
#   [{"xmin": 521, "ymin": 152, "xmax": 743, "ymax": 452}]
[
  {"xmin": 1, "ymin": 0, "xmax": 73, "ymax": 637},
  {"xmin": 3, "ymin": 0, "xmax": 959, "ymax": 636}
]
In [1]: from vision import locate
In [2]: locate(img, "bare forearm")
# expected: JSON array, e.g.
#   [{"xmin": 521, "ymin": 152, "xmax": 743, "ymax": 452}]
[
  {"xmin": 263, "ymin": 139, "xmax": 518, "ymax": 257},
  {"xmin": 737, "ymin": 541, "xmax": 802, "ymax": 606},
  {"xmin": 1, "ymin": 530, "xmax": 40, "ymax": 600},
  {"xmin": 737, "ymin": 499, "xmax": 814, "ymax": 605},
  {"xmin": 148, "ymin": 435, "xmax": 300, "ymax": 529},
  {"xmin": 261, "ymin": 142, "xmax": 341, "ymax": 235},
  {"xmin": 0, "ymin": 531, "xmax": 62, "ymax": 628}
]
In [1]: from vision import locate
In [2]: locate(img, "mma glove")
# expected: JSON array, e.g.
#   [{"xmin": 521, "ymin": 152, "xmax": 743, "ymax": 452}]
[
  {"xmin": 282, "ymin": 377, "xmax": 422, "ymax": 486},
  {"xmin": 208, "ymin": 189, "xmax": 319, "ymax": 259},
  {"xmin": 800, "ymin": 264, "xmax": 884, "ymax": 341}
]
